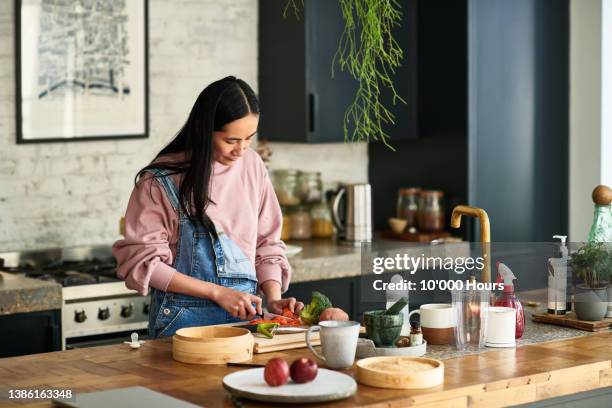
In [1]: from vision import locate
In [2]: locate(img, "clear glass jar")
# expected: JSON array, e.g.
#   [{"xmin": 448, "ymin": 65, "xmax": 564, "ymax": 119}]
[
  {"xmin": 310, "ymin": 202, "xmax": 334, "ymax": 238},
  {"xmin": 397, "ymin": 188, "xmax": 421, "ymax": 232},
  {"xmin": 272, "ymin": 169, "xmax": 301, "ymax": 207},
  {"xmin": 418, "ymin": 190, "xmax": 445, "ymax": 232},
  {"xmin": 280, "ymin": 208, "xmax": 292, "ymax": 241},
  {"xmin": 297, "ymin": 171, "xmax": 323, "ymax": 204},
  {"xmin": 291, "ymin": 206, "xmax": 312, "ymax": 239}
]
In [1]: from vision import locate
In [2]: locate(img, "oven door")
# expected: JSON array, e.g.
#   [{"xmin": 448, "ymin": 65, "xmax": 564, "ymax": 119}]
[{"xmin": 66, "ymin": 328, "xmax": 149, "ymax": 349}]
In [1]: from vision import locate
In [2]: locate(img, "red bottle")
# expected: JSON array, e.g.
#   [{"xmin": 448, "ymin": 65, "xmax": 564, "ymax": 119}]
[{"xmin": 494, "ymin": 262, "xmax": 525, "ymax": 339}]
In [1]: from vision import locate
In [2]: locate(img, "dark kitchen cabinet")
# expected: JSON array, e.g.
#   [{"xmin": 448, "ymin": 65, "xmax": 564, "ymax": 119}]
[
  {"xmin": 283, "ymin": 276, "xmax": 357, "ymax": 319},
  {"xmin": 0, "ymin": 309, "xmax": 61, "ymax": 357},
  {"xmin": 369, "ymin": 0, "xmax": 569, "ymax": 242},
  {"xmin": 258, "ymin": 0, "xmax": 418, "ymax": 143}
]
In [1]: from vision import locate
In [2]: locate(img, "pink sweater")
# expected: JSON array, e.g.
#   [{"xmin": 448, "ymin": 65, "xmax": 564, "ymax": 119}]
[{"xmin": 112, "ymin": 148, "xmax": 291, "ymax": 295}]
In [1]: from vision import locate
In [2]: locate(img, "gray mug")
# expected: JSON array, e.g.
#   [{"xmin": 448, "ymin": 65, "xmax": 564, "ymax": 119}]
[{"xmin": 306, "ymin": 320, "xmax": 360, "ymax": 369}]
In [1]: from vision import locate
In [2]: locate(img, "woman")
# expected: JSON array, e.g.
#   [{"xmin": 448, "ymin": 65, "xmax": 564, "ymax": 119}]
[{"xmin": 113, "ymin": 76, "xmax": 302, "ymax": 338}]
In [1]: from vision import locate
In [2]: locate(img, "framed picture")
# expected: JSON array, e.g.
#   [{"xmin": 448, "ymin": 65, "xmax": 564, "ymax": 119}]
[{"xmin": 15, "ymin": 0, "xmax": 148, "ymax": 143}]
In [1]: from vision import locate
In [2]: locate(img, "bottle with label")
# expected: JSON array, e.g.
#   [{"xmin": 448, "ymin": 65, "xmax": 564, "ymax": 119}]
[
  {"xmin": 547, "ymin": 235, "xmax": 569, "ymax": 315},
  {"xmin": 409, "ymin": 321, "xmax": 423, "ymax": 346}
]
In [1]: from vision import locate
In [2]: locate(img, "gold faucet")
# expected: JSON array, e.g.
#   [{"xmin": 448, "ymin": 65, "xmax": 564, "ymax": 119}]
[{"xmin": 450, "ymin": 205, "xmax": 491, "ymax": 282}]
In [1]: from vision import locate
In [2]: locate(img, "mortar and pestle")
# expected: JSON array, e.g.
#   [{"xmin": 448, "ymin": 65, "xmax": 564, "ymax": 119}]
[{"xmin": 362, "ymin": 297, "xmax": 408, "ymax": 347}]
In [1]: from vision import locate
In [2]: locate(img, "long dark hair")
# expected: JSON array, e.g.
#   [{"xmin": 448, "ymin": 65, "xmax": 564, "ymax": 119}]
[{"xmin": 137, "ymin": 76, "xmax": 260, "ymax": 228}]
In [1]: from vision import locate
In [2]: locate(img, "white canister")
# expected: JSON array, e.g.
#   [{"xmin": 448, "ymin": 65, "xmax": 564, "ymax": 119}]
[{"xmin": 485, "ymin": 307, "xmax": 516, "ymax": 347}]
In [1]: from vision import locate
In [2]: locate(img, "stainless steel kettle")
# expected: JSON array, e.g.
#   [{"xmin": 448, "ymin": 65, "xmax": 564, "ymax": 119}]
[{"xmin": 331, "ymin": 184, "xmax": 372, "ymax": 244}]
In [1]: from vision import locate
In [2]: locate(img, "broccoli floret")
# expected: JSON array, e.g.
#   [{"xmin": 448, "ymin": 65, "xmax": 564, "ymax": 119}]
[{"xmin": 300, "ymin": 291, "xmax": 332, "ymax": 325}]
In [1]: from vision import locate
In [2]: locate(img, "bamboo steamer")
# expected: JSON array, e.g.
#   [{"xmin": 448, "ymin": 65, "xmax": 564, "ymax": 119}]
[
  {"xmin": 356, "ymin": 356, "xmax": 444, "ymax": 389},
  {"xmin": 172, "ymin": 326, "xmax": 254, "ymax": 364}
]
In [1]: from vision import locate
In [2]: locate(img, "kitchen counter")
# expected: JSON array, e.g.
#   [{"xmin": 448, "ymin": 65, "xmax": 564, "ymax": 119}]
[
  {"xmin": 0, "ymin": 272, "xmax": 61, "ymax": 315},
  {"xmin": 286, "ymin": 239, "xmax": 362, "ymax": 283},
  {"xmin": 1, "ymin": 327, "xmax": 609, "ymax": 407}
]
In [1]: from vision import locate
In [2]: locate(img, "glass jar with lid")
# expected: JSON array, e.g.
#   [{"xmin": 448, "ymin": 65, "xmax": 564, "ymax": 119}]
[
  {"xmin": 418, "ymin": 190, "xmax": 445, "ymax": 232},
  {"xmin": 397, "ymin": 188, "xmax": 421, "ymax": 233},
  {"xmin": 297, "ymin": 171, "xmax": 323, "ymax": 204},
  {"xmin": 272, "ymin": 169, "xmax": 301, "ymax": 207},
  {"xmin": 311, "ymin": 201, "xmax": 334, "ymax": 238},
  {"xmin": 291, "ymin": 206, "xmax": 312, "ymax": 239}
]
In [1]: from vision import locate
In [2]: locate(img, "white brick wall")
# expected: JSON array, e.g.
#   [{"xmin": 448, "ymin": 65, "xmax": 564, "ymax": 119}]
[{"xmin": 0, "ymin": 0, "xmax": 366, "ymax": 252}]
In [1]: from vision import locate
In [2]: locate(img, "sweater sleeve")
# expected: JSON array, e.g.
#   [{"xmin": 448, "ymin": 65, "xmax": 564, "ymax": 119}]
[
  {"xmin": 112, "ymin": 175, "xmax": 178, "ymax": 295},
  {"xmin": 255, "ymin": 169, "xmax": 292, "ymax": 293}
]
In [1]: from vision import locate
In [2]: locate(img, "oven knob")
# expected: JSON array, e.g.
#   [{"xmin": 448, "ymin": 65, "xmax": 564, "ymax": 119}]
[
  {"xmin": 98, "ymin": 307, "xmax": 110, "ymax": 320},
  {"xmin": 143, "ymin": 303, "xmax": 150, "ymax": 315},
  {"xmin": 121, "ymin": 304, "xmax": 134, "ymax": 318},
  {"xmin": 74, "ymin": 310, "xmax": 87, "ymax": 323}
]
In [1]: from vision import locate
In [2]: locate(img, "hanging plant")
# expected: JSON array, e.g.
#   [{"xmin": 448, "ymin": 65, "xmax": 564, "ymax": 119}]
[{"xmin": 284, "ymin": 0, "xmax": 406, "ymax": 150}]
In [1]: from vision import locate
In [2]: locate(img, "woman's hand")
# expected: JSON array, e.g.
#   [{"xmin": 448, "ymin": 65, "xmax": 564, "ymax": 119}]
[
  {"xmin": 211, "ymin": 286, "xmax": 263, "ymax": 321},
  {"xmin": 267, "ymin": 297, "xmax": 304, "ymax": 316}
]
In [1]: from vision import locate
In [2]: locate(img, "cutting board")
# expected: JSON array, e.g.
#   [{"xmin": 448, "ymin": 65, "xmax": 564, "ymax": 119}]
[
  {"xmin": 251, "ymin": 325, "xmax": 366, "ymax": 353},
  {"xmin": 211, "ymin": 323, "xmax": 319, "ymax": 353},
  {"xmin": 532, "ymin": 312, "xmax": 612, "ymax": 332},
  {"xmin": 253, "ymin": 330, "xmax": 319, "ymax": 353}
]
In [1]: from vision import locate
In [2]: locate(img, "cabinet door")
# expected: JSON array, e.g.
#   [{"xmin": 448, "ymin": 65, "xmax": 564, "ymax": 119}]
[
  {"xmin": 305, "ymin": 0, "xmax": 357, "ymax": 142},
  {"xmin": 0, "ymin": 309, "xmax": 61, "ymax": 357},
  {"xmin": 258, "ymin": 0, "xmax": 308, "ymax": 142}
]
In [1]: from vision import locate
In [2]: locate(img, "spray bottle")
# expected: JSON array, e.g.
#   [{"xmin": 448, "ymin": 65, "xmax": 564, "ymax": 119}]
[{"xmin": 494, "ymin": 262, "xmax": 525, "ymax": 339}]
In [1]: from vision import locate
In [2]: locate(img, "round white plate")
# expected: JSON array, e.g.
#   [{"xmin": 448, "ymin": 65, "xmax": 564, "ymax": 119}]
[
  {"xmin": 285, "ymin": 245, "xmax": 303, "ymax": 257},
  {"xmin": 223, "ymin": 368, "xmax": 356, "ymax": 403}
]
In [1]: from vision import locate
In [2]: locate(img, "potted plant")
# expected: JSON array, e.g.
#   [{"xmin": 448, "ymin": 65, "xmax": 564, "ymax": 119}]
[{"xmin": 571, "ymin": 242, "xmax": 612, "ymax": 321}]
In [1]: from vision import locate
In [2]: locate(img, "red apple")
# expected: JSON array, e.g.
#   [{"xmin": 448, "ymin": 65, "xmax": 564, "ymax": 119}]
[
  {"xmin": 264, "ymin": 358, "xmax": 289, "ymax": 386},
  {"xmin": 290, "ymin": 357, "xmax": 318, "ymax": 383}
]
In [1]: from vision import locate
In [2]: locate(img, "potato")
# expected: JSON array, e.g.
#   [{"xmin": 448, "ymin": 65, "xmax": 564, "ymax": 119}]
[{"xmin": 318, "ymin": 307, "xmax": 349, "ymax": 322}]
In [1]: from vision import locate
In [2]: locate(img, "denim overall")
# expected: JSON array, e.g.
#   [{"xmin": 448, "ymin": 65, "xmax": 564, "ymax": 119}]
[{"xmin": 147, "ymin": 169, "xmax": 258, "ymax": 338}]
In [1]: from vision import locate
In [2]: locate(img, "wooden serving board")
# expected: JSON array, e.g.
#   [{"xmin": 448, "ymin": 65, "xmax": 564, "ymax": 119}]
[{"xmin": 532, "ymin": 312, "xmax": 612, "ymax": 332}]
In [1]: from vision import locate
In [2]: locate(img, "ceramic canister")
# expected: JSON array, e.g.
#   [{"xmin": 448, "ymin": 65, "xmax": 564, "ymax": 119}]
[
  {"xmin": 408, "ymin": 304, "xmax": 456, "ymax": 345},
  {"xmin": 485, "ymin": 306, "xmax": 516, "ymax": 347}
]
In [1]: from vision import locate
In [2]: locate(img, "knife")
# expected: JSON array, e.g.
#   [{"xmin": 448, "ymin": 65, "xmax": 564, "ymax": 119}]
[{"xmin": 234, "ymin": 324, "xmax": 307, "ymax": 334}]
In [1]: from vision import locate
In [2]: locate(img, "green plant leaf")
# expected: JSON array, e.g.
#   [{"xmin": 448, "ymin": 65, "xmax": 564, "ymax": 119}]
[{"xmin": 284, "ymin": 0, "xmax": 406, "ymax": 149}]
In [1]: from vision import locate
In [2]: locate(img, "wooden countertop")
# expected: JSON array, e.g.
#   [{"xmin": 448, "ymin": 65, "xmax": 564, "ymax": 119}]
[{"xmin": 1, "ymin": 332, "xmax": 610, "ymax": 407}]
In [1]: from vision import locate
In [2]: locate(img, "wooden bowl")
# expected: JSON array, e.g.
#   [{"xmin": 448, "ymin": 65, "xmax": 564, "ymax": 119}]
[
  {"xmin": 388, "ymin": 218, "xmax": 408, "ymax": 235},
  {"xmin": 356, "ymin": 356, "xmax": 444, "ymax": 389},
  {"xmin": 172, "ymin": 326, "xmax": 254, "ymax": 364}
]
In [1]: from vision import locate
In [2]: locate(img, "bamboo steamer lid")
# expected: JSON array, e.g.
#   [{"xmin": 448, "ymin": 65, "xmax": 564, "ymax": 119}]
[
  {"xmin": 592, "ymin": 185, "xmax": 612, "ymax": 205},
  {"xmin": 356, "ymin": 356, "xmax": 444, "ymax": 389},
  {"xmin": 172, "ymin": 326, "xmax": 254, "ymax": 364}
]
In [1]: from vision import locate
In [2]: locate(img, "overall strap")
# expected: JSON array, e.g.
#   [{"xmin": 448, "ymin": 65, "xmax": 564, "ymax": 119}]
[{"xmin": 146, "ymin": 168, "xmax": 181, "ymax": 211}]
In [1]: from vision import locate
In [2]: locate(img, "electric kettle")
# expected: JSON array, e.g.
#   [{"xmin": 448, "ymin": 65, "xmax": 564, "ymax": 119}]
[{"xmin": 331, "ymin": 183, "xmax": 373, "ymax": 244}]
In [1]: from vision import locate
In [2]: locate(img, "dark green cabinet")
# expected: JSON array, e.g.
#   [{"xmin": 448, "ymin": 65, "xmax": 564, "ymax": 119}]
[
  {"xmin": 283, "ymin": 276, "xmax": 357, "ymax": 319},
  {"xmin": 258, "ymin": 0, "xmax": 418, "ymax": 143}
]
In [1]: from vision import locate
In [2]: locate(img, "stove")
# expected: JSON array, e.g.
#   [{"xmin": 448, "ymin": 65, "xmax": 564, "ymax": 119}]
[{"xmin": 0, "ymin": 246, "xmax": 149, "ymax": 349}]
